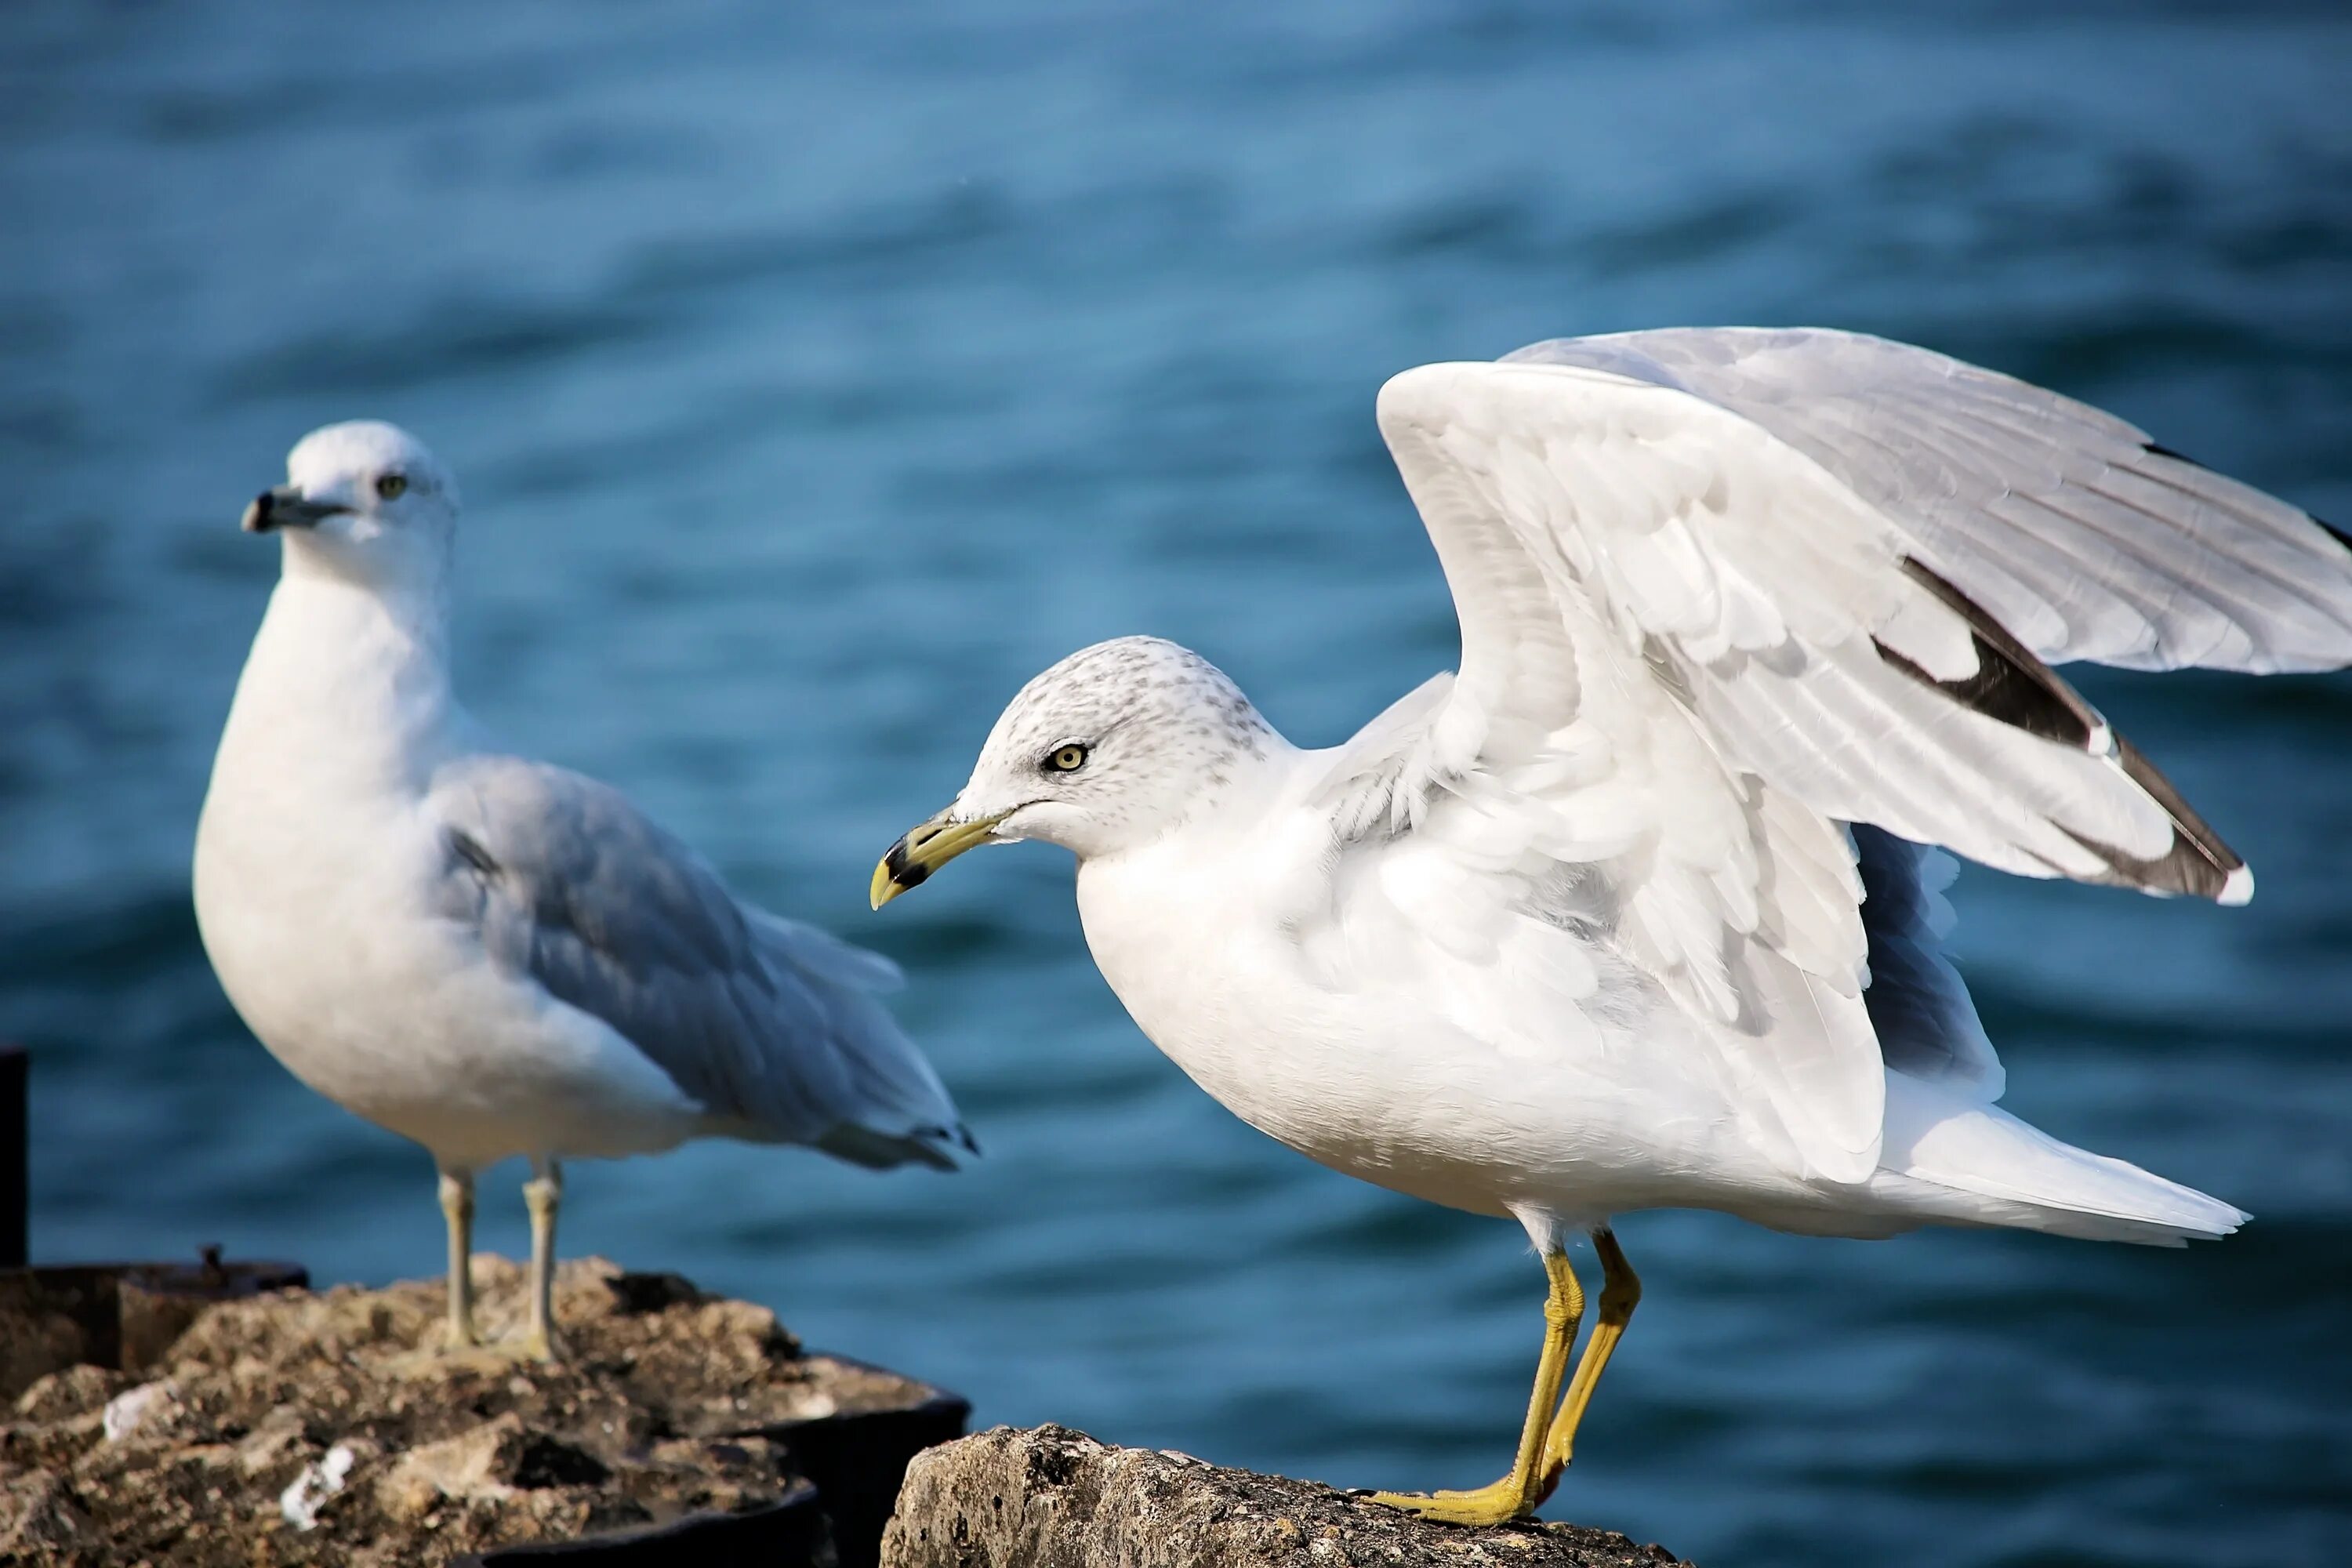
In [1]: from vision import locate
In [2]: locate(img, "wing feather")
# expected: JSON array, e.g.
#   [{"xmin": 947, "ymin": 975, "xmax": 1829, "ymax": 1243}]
[
  {"xmin": 1503, "ymin": 328, "xmax": 2352, "ymax": 671},
  {"xmin": 425, "ymin": 756, "xmax": 967, "ymax": 1167},
  {"xmin": 1313, "ymin": 336, "xmax": 2350, "ymax": 1184}
]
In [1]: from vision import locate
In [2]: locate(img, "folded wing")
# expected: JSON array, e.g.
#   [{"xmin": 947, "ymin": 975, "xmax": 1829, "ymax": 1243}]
[{"xmin": 426, "ymin": 755, "xmax": 971, "ymax": 1170}]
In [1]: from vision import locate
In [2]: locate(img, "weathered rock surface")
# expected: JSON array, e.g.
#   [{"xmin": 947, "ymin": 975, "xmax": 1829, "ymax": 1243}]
[
  {"xmin": 0, "ymin": 1255, "xmax": 958, "ymax": 1566},
  {"xmin": 882, "ymin": 1425, "xmax": 1692, "ymax": 1568},
  {"xmin": 2, "ymin": 1255, "xmax": 311, "ymax": 1401}
]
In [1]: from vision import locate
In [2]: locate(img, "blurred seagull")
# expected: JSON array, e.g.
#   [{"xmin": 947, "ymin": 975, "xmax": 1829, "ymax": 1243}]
[
  {"xmin": 195, "ymin": 421, "xmax": 971, "ymax": 1362},
  {"xmin": 872, "ymin": 328, "xmax": 2352, "ymax": 1523}
]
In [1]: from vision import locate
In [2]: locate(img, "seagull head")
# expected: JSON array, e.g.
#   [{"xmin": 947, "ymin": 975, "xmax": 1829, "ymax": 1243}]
[
  {"xmin": 242, "ymin": 421, "xmax": 462, "ymax": 591},
  {"xmin": 871, "ymin": 636, "xmax": 1279, "ymax": 906}
]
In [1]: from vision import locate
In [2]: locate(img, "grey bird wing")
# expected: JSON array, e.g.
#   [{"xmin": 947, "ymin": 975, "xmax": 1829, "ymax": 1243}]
[
  {"xmin": 426, "ymin": 754, "xmax": 970, "ymax": 1170},
  {"xmin": 1502, "ymin": 326, "xmax": 2352, "ymax": 673}
]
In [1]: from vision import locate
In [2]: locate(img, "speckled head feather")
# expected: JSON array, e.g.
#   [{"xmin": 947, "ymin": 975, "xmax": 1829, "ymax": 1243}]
[{"xmin": 952, "ymin": 637, "xmax": 1281, "ymax": 861}]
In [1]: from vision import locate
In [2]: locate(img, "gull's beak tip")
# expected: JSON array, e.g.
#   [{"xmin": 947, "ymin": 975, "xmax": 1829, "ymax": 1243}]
[
  {"xmin": 241, "ymin": 484, "xmax": 342, "ymax": 535},
  {"xmin": 869, "ymin": 833, "xmax": 925, "ymax": 910},
  {"xmin": 870, "ymin": 810, "xmax": 998, "ymax": 910}
]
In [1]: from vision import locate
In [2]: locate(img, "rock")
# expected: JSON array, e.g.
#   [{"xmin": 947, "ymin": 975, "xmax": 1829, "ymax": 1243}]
[
  {"xmin": 881, "ymin": 1425, "xmax": 1694, "ymax": 1568},
  {"xmin": 0, "ymin": 1255, "xmax": 964, "ymax": 1567},
  {"xmin": 0, "ymin": 1258, "xmax": 312, "ymax": 1402},
  {"xmin": 380, "ymin": 1412, "xmax": 610, "ymax": 1514},
  {"xmin": 236, "ymin": 1406, "xmax": 314, "ymax": 1478},
  {"xmin": 0, "ymin": 1470, "xmax": 90, "ymax": 1557},
  {"xmin": 11, "ymin": 1365, "xmax": 125, "ymax": 1426}
]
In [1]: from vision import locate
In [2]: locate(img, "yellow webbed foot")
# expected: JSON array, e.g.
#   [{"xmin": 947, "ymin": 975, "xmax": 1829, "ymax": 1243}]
[
  {"xmin": 1361, "ymin": 1235, "xmax": 1643, "ymax": 1529},
  {"xmin": 1367, "ymin": 1472, "xmax": 1548, "ymax": 1526}
]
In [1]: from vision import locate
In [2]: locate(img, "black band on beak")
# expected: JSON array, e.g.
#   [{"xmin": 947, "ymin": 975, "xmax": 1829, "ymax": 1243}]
[
  {"xmin": 880, "ymin": 835, "xmax": 933, "ymax": 893},
  {"xmin": 241, "ymin": 485, "xmax": 343, "ymax": 533},
  {"xmin": 871, "ymin": 808, "xmax": 1010, "ymax": 908}
]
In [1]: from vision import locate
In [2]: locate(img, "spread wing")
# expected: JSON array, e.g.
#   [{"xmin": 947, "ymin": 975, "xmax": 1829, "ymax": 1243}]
[
  {"xmin": 1504, "ymin": 328, "xmax": 2352, "ymax": 673},
  {"xmin": 426, "ymin": 754, "xmax": 971, "ymax": 1169},
  {"xmin": 1316, "ymin": 333, "xmax": 2352, "ymax": 1185}
]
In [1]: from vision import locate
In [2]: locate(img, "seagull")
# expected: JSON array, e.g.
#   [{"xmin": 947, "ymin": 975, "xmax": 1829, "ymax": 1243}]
[
  {"xmin": 871, "ymin": 328, "xmax": 2352, "ymax": 1523},
  {"xmin": 194, "ymin": 421, "xmax": 971, "ymax": 1362}
]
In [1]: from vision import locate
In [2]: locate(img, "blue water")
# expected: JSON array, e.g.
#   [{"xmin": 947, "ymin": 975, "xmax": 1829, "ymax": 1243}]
[{"xmin": 6, "ymin": 5, "xmax": 2350, "ymax": 1563}]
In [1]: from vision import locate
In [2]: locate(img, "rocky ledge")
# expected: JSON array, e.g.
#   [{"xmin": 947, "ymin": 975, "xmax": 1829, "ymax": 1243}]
[
  {"xmin": 882, "ymin": 1425, "xmax": 1691, "ymax": 1568},
  {"xmin": 0, "ymin": 1255, "xmax": 963, "ymax": 1566}
]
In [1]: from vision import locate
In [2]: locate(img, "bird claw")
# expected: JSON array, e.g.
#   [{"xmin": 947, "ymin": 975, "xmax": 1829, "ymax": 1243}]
[{"xmin": 1365, "ymin": 1479, "xmax": 1541, "ymax": 1527}]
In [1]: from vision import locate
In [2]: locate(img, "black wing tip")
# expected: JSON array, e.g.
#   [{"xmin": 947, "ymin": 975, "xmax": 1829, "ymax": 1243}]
[
  {"xmin": 2143, "ymin": 441, "xmax": 2349, "ymax": 554},
  {"xmin": 906, "ymin": 1120, "xmax": 980, "ymax": 1170},
  {"xmin": 1882, "ymin": 558, "xmax": 2252, "ymax": 906},
  {"xmin": 2141, "ymin": 440, "xmax": 2209, "ymax": 471},
  {"xmin": 2063, "ymin": 734, "xmax": 2249, "ymax": 904},
  {"xmin": 2068, "ymin": 830, "xmax": 2249, "ymax": 903},
  {"xmin": 815, "ymin": 1120, "xmax": 975, "ymax": 1172}
]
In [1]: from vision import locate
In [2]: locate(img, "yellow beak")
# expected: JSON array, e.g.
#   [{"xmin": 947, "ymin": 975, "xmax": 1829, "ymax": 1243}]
[{"xmin": 870, "ymin": 809, "xmax": 1011, "ymax": 909}]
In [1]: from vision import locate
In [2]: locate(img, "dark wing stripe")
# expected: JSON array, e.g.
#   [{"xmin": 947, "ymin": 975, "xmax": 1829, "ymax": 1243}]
[
  {"xmin": 1875, "ymin": 558, "xmax": 2106, "ymax": 751},
  {"xmin": 446, "ymin": 828, "xmax": 501, "ymax": 877},
  {"xmin": 1878, "ymin": 560, "xmax": 2246, "ymax": 902}
]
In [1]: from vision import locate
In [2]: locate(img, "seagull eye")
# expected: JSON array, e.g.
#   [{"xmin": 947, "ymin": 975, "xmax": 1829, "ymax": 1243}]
[
  {"xmin": 1044, "ymin": 743, "xmax": 1090, "ymax": 774},
  {"xmin": 375, "ymin": 473, "xmax": 408, "ymax": 500}
]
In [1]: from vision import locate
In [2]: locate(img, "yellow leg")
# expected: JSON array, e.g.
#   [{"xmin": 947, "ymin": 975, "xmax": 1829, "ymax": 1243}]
[
  {"xmin": 520, "ymin": 1159, "xmax": 564, "ymax": 1363},
  {"xmin": 1369, "ymin": 1247, "xmax": 1584, "ymax": 1526},
  {"xmin": 438, "ymin": 1169, "xmax": 479, "ymax": 1350},
  {"xmin": 1537, "ymin": 1227, "xmax": 1641, "ymax": 1487}
]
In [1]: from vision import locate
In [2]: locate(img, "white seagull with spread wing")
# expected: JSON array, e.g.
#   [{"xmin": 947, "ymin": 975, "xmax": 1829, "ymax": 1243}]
[{"xmin": 873, "ymin": 328, "xmax": 2352, "ymax": 1523}]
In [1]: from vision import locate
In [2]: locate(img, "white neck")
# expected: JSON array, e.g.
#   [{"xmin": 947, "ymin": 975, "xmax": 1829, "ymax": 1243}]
[{"xmin": 219, "ymin": 557, "xmax": 463, "ymax": 800}]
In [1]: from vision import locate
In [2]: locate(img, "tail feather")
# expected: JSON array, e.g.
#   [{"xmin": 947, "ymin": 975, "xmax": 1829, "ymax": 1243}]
[
  {"xmin": 1881, "ymin": 1074, "xmax": 2245, "ymax": 1246},
  {"xmin": 742, "ymin": 909, "xmax": 975, "ymax": 1171}
]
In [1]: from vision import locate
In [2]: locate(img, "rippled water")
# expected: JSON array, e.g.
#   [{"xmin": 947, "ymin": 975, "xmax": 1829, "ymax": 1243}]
[{"xmin": 6, "ymin": 5, "xmax": 2350, "ymax": 1564}]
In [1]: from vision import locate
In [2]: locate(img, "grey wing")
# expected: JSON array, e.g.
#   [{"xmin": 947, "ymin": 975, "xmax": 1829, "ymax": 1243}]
[
  {"xmin": 1502, "ymin": 327, "xmax": 2352, "ymax": 673},
  {"xmin": 426, "ymin": 755, "xmax": 971, "ymax": 1170}
]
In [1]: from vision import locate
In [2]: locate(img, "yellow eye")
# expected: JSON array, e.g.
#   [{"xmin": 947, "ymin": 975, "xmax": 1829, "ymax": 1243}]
[
  {"xmin": 1046, "ymin": 743, "xmax": 1090, "ymax": 773},
  {"xmin": 375, "ymin": 473, "xmax": 408, "ymax": 500}
]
